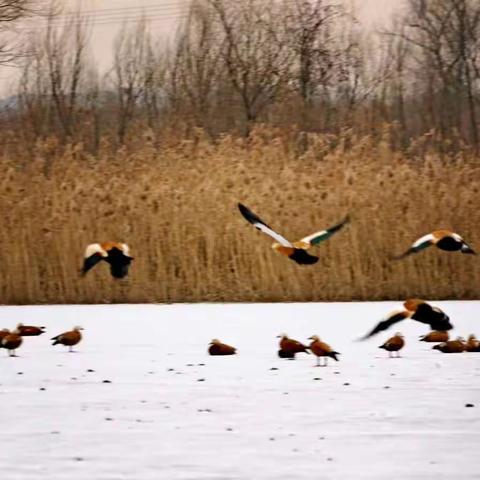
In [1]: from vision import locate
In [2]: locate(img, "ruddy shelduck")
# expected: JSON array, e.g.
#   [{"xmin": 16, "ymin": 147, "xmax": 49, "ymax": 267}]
[
  {"xmin": 238, "ymin": 203, "xmax": 349, "ymax": 265},
  {"xmin": 379, "ymin": 332, "xmax": 404, "ymax": 358},
  {"xmin": 394, "ymin": 230, "xmax": 475, "ymax": 259},
  {"xmin": 308, "ymin": 335, "xmax": 339, "ymax": 366},
  {"xmin": 82, "ymin": 242, "xmax": 133, "ymax": 278},
  {"xmin": 361, "ymin": 299, "xmax": 452, "ymax": 339},
  {"xmin": 208, "ymin": 339, "xmax": 236, "ymax": 356},
  {"xmin": 51, "ymin": 326, "xmax": 84, "ymax": 352}
]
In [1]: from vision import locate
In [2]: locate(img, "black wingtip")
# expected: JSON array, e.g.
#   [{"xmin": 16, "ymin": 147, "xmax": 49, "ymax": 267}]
[{"xmin": 392, "ymin": 250, "xmax": 412, "ymax": 261}]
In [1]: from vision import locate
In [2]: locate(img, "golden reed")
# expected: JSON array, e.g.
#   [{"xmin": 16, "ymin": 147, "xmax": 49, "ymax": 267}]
[{"xmin": 0, "ymin": 126, "xmax": 478, "ymax": 304}]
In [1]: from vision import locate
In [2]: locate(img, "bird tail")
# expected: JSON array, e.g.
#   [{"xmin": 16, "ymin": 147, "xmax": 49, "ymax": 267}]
[
  {"xmin": 328, "ymin": 351, "xmax": 340, "ymax": 361},
  {"xmin": 432, "ymin": 344, "xmax": 441, "ymax": 351}
]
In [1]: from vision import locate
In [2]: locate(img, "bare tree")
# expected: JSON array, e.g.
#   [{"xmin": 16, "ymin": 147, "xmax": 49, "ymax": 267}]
[
  {"xmin": 110, "ymin": 18, "xmax": 163, "ymax": 144},
  {"xmin": 0, "ymin": 0, "xmax": 56, "ymax": 65},
  {"xmin": 208, "ymin": 0, "xmax": 294, "ymax": 134},
  {"xmin": 396, "ymin": 0, "xmax": 480, "ymax": 149},
  {"xmin": 170, "ymin": 0, "xmax": 225, "ymax": 134}
]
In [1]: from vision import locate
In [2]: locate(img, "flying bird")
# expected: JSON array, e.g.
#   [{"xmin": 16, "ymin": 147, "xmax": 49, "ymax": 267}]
[
  {"xmin": 394, "ymin": 230, "xmax": 475, "ymax": 259},
  {"xmin": 51, "ymin": 326, "xmax": 84, "ymax": 352},
  {"xmin": 308, "ymin": 335, "xmax": 339, "ymax": 366},
  {"xmin": 16, "ymin": 323, "xmax": 45, "ymax": 336},
  {"xmin": 82, "ymin": 242, "xmax": 133, "ymax": 279},
  {"xmin": 433, "ymin": 337, "xmax": 466, "ymax": 353},
  {"xmin": 208, "ymin": 339, "xmax": 237, "ymax": 356},
  {"xmin": 1, "ymin": 329, "xmax": 23, "ymax": 357},
  {"xmin": 379, "ymin": 332, "xmax": 404, "ymax": 358},
  {"xmin": 238, "ymin": 203, "xmax": 349, "ymax": 265},
  {"xmin": 360, "ymin": 299, "xmax": 453, "ymax": 340},
  {"xmin": 277, "ymin": 334, "xmax": 309, "ymax": 359}
]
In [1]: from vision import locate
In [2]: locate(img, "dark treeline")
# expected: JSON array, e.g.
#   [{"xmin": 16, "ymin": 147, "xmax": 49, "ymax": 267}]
[{"xmin": 4, "ymin": 0, "xmax": 480, "ymax": 154}]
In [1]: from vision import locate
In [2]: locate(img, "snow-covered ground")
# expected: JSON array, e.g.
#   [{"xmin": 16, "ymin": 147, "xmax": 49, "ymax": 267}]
[{"xmin": 1, "ymin": 302, "xmax": 479, "ymax": 480}]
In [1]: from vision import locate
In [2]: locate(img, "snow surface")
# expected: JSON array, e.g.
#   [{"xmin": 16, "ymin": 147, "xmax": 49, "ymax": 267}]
[{"xmin": 1, "ymin": 302, "xmax": 479, "ymax": 480}]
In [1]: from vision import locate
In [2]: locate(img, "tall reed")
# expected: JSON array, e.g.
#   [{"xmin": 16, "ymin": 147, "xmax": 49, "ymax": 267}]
[{"xmin": 0, "ymin": 126, "xmax": 478, "ymax": 304}]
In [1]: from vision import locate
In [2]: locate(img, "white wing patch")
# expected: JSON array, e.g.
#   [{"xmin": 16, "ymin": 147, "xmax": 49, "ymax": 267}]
[
  {"xmin": 253, "ymin": 222, "xmax": 292, "ymax": 247},
  {"xmin": 412, "ymin": 233, "xmax": 434, "ymax": 248},
  {"xmin": 85, "ymin": 243, "xmax": 108, "ymax": 258},
  {"xmin": 300, "ymin": 229, "xmax": 327, "ymax": 245},
  {"xmin": 120, "ymin": 243, "xmax": 131, "ymax": 256}
]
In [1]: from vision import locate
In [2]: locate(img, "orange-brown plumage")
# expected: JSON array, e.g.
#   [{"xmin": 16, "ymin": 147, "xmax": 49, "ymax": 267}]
[
  {"xmin": 277, "ymin": 334, "xmax": 309, "ymax": 357},
  {"xmin": 308, "ymin": 335, "xmax": 339, "ymax": 366},
  {"xmin": 379, "ymin": 332, "xmax": 405, "ymax": 357},
  {"xmin": 0, "ymin": 328, "xmax": 10, "ymax": 342},
  {"xmin": 208, "ymin": 339, "xmax": 236, "ymax": 356},
  {"xmin": 432, "ymin": 337, "xmax": 465, "ymax": 353},
  {"xmin": 17, "ymin": 323, "xmax": 45, "ymax": 336},
  {"xmin": 1, "ymin": 330, "xmax": 23, "ymax": 356},
  {"xmin": 51, "ymin": 326, "xmax": 83, "ymax": 351},
  {"xmin": 465, "ymin": 335, "xmax": 480, "ymax": 352},
  {"xmin": 419, "ymin": 331, "xmax": 449, "ymax": 343}
]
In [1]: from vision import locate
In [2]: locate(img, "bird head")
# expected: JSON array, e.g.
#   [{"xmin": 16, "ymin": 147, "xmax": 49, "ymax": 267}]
[
  {"xmin": 403, "ymin": 298, "xmax": 425, "ymax": 312},
  {"xmin": 308, "ymin": 335, "xmax": 320, "ymax": 341},
  {"xmin": 456, "ymin": 336, "xmax": 465, "ymax": 343},
  {"xmin": 74, "ymin": 326, "xmax": 84, "ymax": 331},
  {"xmin": 394, "ymin": 332, "xmax": 404, "ymax": 338},
  {"xmin": 276, "ymin": 333, "xmax": 288, "ymax": 339},
  {"xmin": 210, "ymin": 339, "xmax": 221, "ymax": 345}
]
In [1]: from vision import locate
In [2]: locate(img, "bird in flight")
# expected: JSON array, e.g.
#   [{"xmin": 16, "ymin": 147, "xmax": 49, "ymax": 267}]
[
  {"xmin": 360, "ymin": 299, "xmax": 453, "ymax": 340},
  {"xmin": 238, "ymin": 203, "xmax": 349, "ymax": 265},
  {"xmin": 82, "ymin": 242, "xmax": 133, "ymax": 279},
  {"xmin": 394, "ymin": 230, "xmax": 475, "ymax": 259}
]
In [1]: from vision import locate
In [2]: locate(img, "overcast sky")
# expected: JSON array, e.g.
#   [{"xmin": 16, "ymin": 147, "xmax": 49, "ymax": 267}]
[{"xmin": 0, "ymin": 0, "xmax": 401, "ymax": 94}]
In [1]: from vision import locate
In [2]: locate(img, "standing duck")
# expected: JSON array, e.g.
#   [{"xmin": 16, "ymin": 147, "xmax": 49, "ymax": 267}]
[
  {"xmin": 277, "ymin": 334, "xmax": 309, "ymax": 359},
  {"xmin": 208, "ymin": 339, "xmax": 236, "ymax": 356},
  {"xmin": 1, "ymin": 329, "xmax": 23, "ymax": 356},
  {"xmin": 433, "ymin": 337, "xmax": 465, "ymax": 353},
  {"xmin": 394, "ymin": 230, "xmax": 475, "ymax": 259},
  {"xmin": 361, "ymin": 299, "xmax": 452, "ymax": 339},
  {"xmin": 51, "ymin": 326, "xmax": 84, "ymax": 352},
  {"xmin": 308, "ymin": 335, "xmax": 340, "ymax": 366},
  {"xmin": 82, "ymin": 242, "xmax": 133, "ymax": 278},
  {"xmin": 238, "ymin": 203, "xmax": 349, "ymax": 265},
  {"xmin": 419, "ymin": 331, "xmax": 449, "ymax": 343},
  {"xmin": 17, "ymin": 323, "xmax": 45, "ymax": 336},
  {"xmin": 379, "ymin": 332, "xmax": 404, "ymax": 358}
]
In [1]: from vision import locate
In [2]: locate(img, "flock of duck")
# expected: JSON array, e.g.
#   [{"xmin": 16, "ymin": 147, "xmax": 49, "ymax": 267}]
[
  {"xmin": 208, "ymin": 298, "xmax": 480, "ymax": 365},
  {"xmin": 1, "ymin": 203, "xmax": 477, "ymax": 362},
  {"xmin": 0, "ymin": 325, "xmax": 83, "ymax": 356}
]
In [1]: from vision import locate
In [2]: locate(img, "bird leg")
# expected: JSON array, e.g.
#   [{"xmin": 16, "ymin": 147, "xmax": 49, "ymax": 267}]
[{"xmin": 69, "ymin": 346, "xmax": 73, "ymax": 353}]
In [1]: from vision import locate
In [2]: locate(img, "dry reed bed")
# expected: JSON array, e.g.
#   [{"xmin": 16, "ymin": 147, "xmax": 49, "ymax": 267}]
[{"xmin": 0, "ymin": 127, "xmax": 479, "ymax": 304}]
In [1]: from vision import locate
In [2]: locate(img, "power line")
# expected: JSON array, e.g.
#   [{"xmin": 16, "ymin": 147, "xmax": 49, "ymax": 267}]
[{"xmin": 42, "ymin": 3, "xmax": 186, "ymax": 22}]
